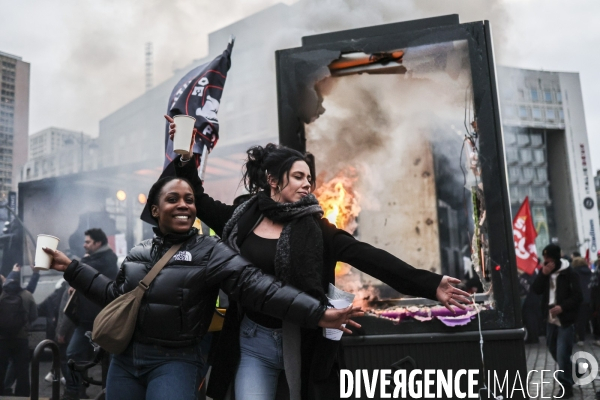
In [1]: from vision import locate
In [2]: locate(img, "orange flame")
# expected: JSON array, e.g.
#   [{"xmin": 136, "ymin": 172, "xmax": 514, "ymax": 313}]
[
  {"xmin": 314, "ymin": 169, "xmax": 361, "ymax": 277},
  {"xmin": 315, "ymin": 169, "xmax": 361, "ymax": 234}
]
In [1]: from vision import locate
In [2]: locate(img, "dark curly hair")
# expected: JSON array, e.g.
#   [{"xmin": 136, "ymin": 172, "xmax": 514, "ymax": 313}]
[
  {"xmin": 242, "ymin": 143, "xmax": 316, "ymax": 194},
  {"xmin": 84, "ymin": 228, "xmax": 108, "ymax": 246}
]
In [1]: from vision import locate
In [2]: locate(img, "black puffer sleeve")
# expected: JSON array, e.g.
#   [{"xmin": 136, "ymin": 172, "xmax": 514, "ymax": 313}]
[
  {"xmin": 63, "ymin": 259, "xmax": 127, "ymax": 308},
  {"xmin": 174, "ymin": 156, "xmax": 236, "ymax": 237},
  {"xmin": 203, "ymin": 237, "xmax": 326, "ymax": 328}
]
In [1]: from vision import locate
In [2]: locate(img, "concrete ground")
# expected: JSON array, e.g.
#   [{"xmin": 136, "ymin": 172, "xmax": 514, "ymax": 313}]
[{"xmin": 526, "ymin": 337, "xmax": 600, "ymax": 400}]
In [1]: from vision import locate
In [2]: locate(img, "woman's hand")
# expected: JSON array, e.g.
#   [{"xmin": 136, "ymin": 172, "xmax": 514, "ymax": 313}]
[
  {"xmin": 436, "ymin": 276, "xmax": 472, "ymax": 313},
  {"xmin": 41, "ymin": 248, "xmax": 72, "ymax": 272},
  {"xmin": 318, "ymin": 305, "xmax": 364, "ymax": 334},
  {"xmin": 164, "ymin": 115, "xmax": 197, "ymax": 161}
]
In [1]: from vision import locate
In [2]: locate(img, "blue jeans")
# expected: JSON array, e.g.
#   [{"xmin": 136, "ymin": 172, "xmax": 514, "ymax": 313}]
[
  {"xmin": 235, "ymin": 315, "xmax": 284, "ymax": 400},
  {"xmin": 106, "ymin": 341, "xmax": 204, "ymax": 400},
  {"xmin": 546, "ymin": 323, "xmax": 575, "ymax": 389}
]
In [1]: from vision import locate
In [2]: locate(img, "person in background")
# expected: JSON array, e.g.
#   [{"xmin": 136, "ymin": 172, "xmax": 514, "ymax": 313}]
[
  {"xmin": 594, "ymin": 251, "xmax": 600, "ymax": 272},
  {"xmin": 532, "ymin": 244, "xmax": 583, "ymax": 399},
  {"xmin": 572, "ymin": 257, "xmax": 592, "ymax": 345},
  {"xmin": 37, "ymin": 278, "xmax": 69, "ymax": 384},
  {"xmin": 2, "ymin": 264, "xmax": 40, "ymax": 395},
  {"xmin": 0, "ymin": 269, "xmax": 38, "ymax": 397},
  {"xmin": 590, "ymin": 253, "xmax": 600, "ymax": 346},
  {"xmin": 5, "ymin": 263, "xmax": 40, "ymax": 294},
  {"xmin": 64, "ymin": 228, "xmax": 118, "ymax": 400},
  {"xmin": 521, "ymin": 262, "xmax": 543, "ymax": 344},
  {"xmin": 54, "ymin": 283, "xmax": 76, "ymax": 390}
]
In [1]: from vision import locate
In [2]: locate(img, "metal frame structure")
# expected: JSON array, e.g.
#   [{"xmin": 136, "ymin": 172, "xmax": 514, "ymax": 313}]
[{"xmin": 275, "ymin": 15, "xmax": 527, "ymax": 399}]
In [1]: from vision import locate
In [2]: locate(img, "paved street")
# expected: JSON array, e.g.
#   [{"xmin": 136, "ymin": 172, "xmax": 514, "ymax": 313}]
[
  {"xmin": 526, "ymin": 338, "xmax": 600, "ymax": 400},
  {"xmin": 26, "ymin": 338, "xmax": 600, "ymax": 399}
]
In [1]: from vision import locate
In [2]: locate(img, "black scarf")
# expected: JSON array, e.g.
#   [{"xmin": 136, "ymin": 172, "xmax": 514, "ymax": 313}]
[
  {"xmin": 151, "ymin": 227, "xmax": 198, "ymax": 261},
  {"xmin": 222, "ymin": 191, "xmax": 327, "ymax": 302}
]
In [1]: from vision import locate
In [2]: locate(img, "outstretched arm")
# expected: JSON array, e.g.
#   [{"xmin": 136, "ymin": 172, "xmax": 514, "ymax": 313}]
[
  {"xmin": 42, "ymin": 248, "xmax": 126, "ymax": 307},
  {"xmin": 204, "ymin": 238, "xmax": 363, "ymax": 333},
  {"xmin": 331, "ymin": 226, "xmax": 471, "ymax": 311}
]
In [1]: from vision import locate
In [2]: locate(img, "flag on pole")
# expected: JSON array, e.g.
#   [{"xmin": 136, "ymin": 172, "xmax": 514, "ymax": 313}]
[
  {"xmin": 512, "ymin": 197, "xmax": 538, "ymax": 275},
  {"xmin": 141, "ymin": 38, "xmax": 234, "ymax": 226},
  {"xmin": 163, "ymin": 38, "xmax": 234, "ymax": 169},
  {"xmin": 586, "ymin": 248, "xmax": 590, "ymax": 264}
]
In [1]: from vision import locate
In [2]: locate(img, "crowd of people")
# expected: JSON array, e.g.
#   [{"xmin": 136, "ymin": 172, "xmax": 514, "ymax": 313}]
[{"xmin": 514, "ymin": 245, "xmax": 600, "ymax": 399}]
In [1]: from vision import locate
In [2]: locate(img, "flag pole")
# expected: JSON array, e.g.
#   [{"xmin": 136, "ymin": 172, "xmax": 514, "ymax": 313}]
[{"xmin": 199, "ymin": 145, "xmax": 209, "ymax": 182}]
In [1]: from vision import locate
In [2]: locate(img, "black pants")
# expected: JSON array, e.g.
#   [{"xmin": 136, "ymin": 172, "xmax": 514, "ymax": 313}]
[
  {"xmin": 576, "ymin": 303, "xmax": 591, "ymax": 341},
  {"xmin": 0, "ymin": 337, "xmax": 30, "ymax": 396}
]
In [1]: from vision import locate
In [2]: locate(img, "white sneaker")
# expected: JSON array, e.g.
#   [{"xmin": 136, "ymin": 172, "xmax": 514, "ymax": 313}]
[
  {"xmin": 44, "ymin": 372, "xmax": 54, "ymax": 382},
  {"xmin": 61, "ymin": 377, "xmax": 66, "ymax": 386}
]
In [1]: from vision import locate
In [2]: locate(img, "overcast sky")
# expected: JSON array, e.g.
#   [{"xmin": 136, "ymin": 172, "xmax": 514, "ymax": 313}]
[{"xmin": 1, "ymin": 0, "xmax": 599, "ymax": 170}]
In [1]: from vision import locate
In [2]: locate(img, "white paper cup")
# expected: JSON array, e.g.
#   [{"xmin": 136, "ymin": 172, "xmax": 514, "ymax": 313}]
[
  {"xmin": 323, "ymin": 298, "xmax": 352, "ymax": 341},
  {"xmin": 34, "ymin": 234, "xmax": 60, "ymax": 271},
  {"xmin": 172, "ymin": 115, "xmax": 196, "ymax": 156}
]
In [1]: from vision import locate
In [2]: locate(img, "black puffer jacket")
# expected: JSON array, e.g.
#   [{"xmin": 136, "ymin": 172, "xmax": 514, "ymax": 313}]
[
  {"xmin": 531, "ymin": 259, "xmax": 583, "ymax": 327},
  {"xmin": 64, "ymin": 228, "xmax": 325, "ymax": 348},
  {"xmin": 76, "ymin": 245, "xmax": 118, "ymax": 328}
]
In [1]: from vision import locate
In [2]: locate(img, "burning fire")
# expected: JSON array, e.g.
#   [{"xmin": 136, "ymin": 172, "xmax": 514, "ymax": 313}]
[
  {"xmin": 314, "ymin": 168, "xmax": 361, "ymax": 277},
  {"xmin": 314, "ymin": 168, "xmax": 361, "ymax": 234}
]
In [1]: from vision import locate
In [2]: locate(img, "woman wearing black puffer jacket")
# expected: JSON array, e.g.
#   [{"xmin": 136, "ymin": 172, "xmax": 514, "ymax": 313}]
[{"xmin": 42, "ymin": 176, "xmax": 362, "ymax": 400}]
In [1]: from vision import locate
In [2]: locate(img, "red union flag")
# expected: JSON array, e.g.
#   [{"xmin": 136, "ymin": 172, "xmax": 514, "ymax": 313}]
[{"xmin": 513, "ymin": 197, "xmax": 538, "ymax": 274}]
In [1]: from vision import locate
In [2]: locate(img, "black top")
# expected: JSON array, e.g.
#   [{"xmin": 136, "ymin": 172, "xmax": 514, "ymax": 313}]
[{"xmin": 240, "ymin": 232, "xmax": 281, "ymax": 328}]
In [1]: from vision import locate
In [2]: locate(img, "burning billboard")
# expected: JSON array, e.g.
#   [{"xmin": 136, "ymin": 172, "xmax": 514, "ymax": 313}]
[
  {"xmin": 276, "ymin": 15, "xmax": 521, "ymax": 334},
  {"xmin": 275, "ymin": 15, "xmax": 527, "ymax": 398}
]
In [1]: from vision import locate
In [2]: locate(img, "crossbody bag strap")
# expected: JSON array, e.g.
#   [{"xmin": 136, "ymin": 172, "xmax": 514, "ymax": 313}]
[{"xmin": 138, "ymin": 242, "xmax": 183, "ymax": 291}]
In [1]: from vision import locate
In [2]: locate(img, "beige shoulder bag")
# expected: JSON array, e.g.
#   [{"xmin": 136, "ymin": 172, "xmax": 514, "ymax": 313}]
[{"xmin": 92, "ymin": 243, "xmax": 182, "ymax": 354}]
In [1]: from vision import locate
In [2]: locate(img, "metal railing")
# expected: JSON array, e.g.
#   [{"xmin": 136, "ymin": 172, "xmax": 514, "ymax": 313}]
[{"xmin": 30, "ymin": 339, "xmax": 60, "ymax": 400}]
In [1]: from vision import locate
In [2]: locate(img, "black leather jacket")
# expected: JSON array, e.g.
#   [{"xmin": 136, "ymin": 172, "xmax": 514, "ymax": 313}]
[{"xmin": 64, "ymin": 229, "xmax": 325, "ymax": 347}]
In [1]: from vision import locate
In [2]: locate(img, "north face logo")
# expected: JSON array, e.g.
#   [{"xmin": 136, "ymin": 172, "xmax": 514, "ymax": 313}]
[{"xmin": 172, "ymin": 251, "xmax": 192, "ymax": 262}]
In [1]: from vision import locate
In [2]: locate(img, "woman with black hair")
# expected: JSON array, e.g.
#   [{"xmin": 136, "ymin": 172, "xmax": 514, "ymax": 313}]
[
  {"xmin": 167, "ymin": 116, "xmax": 472, "ymax": 400},
  {"xmin": 41, "ymin": 176, "xmax": 362, "ymax": 400}
]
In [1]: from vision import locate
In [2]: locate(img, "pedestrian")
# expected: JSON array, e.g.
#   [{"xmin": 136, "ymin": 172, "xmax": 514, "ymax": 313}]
[
  {"xmin": 55, "ymin": 283, "xmax": 76, "ymax": 390},
  {"xmin": 591, "ymin": 253, "xmax": 600, "ymax": 346},
  {"xmin": 62, "ymin": 228, "xmax": 118, "ymax": 400},
  {"xmin": 572, "ymin": 256, "xmax": 592, "ymax": 345},
  {"xmin": 41, "ymin": 176, "xmax": 363, "ymax": 400},
  {"xmin": 521, "ymin": 263, "xmax": 543, "ymax": 344},
  {"xmin": 0, "ymin": 269, "xmax": 38, "ymax": 396},
  {"xmin": 2, "ymin": 264, "xmax": 43, "ymax": 394},
  {"xmin": 166, "ymin": 122, "xmax": 472, "ymax": 400},
  {"xmin": 531, "ymin": 244, "xmax": 583, "ymax": 399}
]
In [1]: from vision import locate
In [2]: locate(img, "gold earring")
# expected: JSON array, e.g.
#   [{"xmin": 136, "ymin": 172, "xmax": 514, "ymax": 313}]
[{"xmin": 277, "ymin": 185, "xmax": 281, "ymax": 192}]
